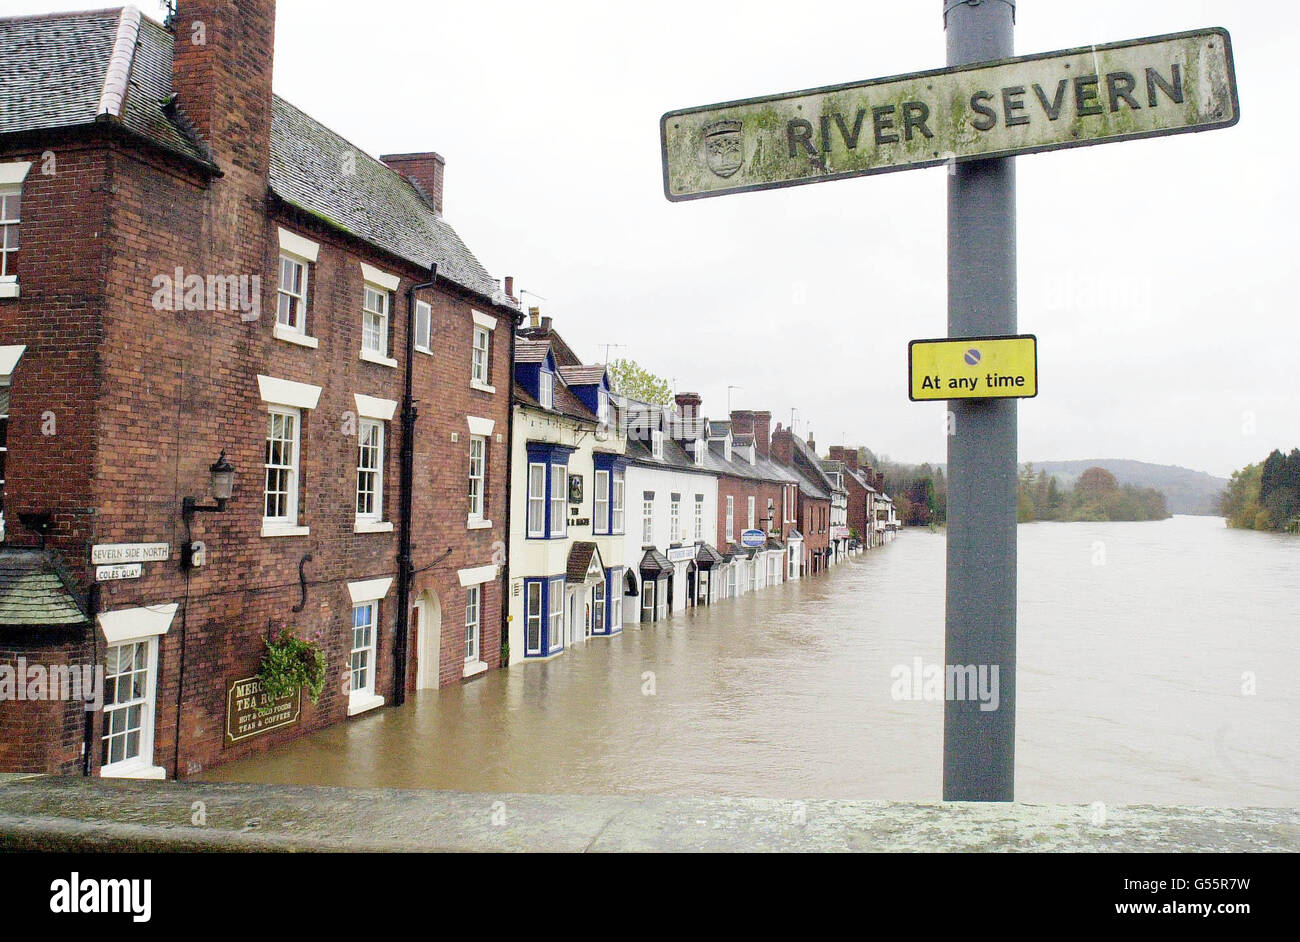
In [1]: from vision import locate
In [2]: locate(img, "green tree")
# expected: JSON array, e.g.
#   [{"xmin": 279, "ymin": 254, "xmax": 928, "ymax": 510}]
[{"xmin": 606, "ymin": 358, "xmax": 672, "ymax": 405}]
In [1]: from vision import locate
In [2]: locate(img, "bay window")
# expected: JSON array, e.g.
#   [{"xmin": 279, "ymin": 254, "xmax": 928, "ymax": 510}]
[
  {"xmin": 527, "ymin": 463, "xmax": 546, "ymax": 537},
  {"xmin": 548, "ymin": 576, "xmax": 564, "ymax": 653},
  {"xmin": 526, "ymin": 581, "xmax": 543, "ymax": 655},
  {"xmin": 594, "ymin": 469, "xmax": 609, "ymax": 533},
  {"xmin": 549, "ymin": 464, "xmax": 567, "ymax": 537}
]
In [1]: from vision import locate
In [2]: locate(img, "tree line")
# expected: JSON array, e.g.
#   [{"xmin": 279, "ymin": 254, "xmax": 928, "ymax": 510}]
[{"xmin": 1219, "ymin": 448, "xmax": 1300, "ymax": 531}]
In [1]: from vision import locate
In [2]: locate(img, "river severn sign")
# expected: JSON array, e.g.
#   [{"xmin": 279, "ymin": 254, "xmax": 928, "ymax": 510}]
[
  {"xmin": 909, "ymin": 335, "xmax": 1038, "ymax": 401},
  {"xmin": 661, "ymin": 28, "xmax": 1237, "ymax": 201}
]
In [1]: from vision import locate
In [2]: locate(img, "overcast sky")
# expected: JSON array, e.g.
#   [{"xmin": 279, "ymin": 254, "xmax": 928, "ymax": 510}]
[{"xmin": 14, "ymin": 0, "xmax": 1297, "ymax": 477}]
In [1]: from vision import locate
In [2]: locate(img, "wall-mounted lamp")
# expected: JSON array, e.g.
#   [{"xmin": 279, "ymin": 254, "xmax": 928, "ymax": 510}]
[{"xmin": 182, "ymin": 450, "xmax": 235, "ymax": 517}]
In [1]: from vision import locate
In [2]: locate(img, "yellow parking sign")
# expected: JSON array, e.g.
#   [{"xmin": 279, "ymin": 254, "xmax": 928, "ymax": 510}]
[{"xmin": 909, "ymin": 335, "xmax": 1038, "ymax": 401}]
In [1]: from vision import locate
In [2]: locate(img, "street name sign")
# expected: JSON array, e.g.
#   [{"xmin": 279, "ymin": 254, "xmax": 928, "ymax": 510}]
[
  {"xmin": 95, "ymin": 564, "xmax": 142, "ymax": 582},
  {"xmin": 90, "ymin": 542, "xmax": 170, "ymax": 565},
  {"xmin": 661, "ymin": 28, "xmax": 1237, "ymax": 201},
  {"xmin": 909, "ymin": 335, "xmax": 1037, "ymax": 401}
]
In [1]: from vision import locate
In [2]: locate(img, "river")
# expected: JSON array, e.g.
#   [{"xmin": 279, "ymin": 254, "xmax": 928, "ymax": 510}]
[{"xmin": 200, "ymin": 515, "xmax": 1298, "ymax": 805}]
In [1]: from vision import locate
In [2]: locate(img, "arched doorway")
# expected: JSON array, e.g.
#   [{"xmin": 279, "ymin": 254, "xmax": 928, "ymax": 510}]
[{"xmin": 414, "ymin": 589, "xmax": 442, "ymax": 690}]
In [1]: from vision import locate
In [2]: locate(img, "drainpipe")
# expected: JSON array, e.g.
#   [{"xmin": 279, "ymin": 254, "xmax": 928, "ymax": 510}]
[
  {"xmin": 394, "ymin": 264, "xmax": 437, "ymax": 707},
  {"xmin": 500, "ymin": 302, "xmax": 522, "ymax": 667},
  {"xmin": 83, "ymin": 582, "xmax": 101, "ymax": 777}
]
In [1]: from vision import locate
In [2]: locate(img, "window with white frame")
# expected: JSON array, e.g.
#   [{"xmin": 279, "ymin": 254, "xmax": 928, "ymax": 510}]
[
  {"xmin": 350, "ymin": 601, "xmax": 377, "ymax": 701},
  {"xmin": 611, "ymin": 469, "xmax": 625, "ymax": 533},
  {"xmin": 548, "ymin": 577, "xmax": 564, "ymax": 652},
  {"xmin": 747, "ymin": 496, "xmax": 756, "ymax": 530},
  {"xmin": 465, "ymin": 584, "xmax": 480, "ymax": 663},
  {"xmin": 101, "ymin": 638, "xmax": 154, "ymax": 773},
  {"xmin": 597, "ymin": 389, "xmax": 610, "ymax": 426},
  {"xmin": 467, "ymin": 434, "xmax": 486, "ymax": 520},
  {"xmin": 526, "ymin": 581, "xmax": 543, "ymax": 655},
  {"xmin": 728, "ymin": 564, "xmax": 738, "ymax": 596},
  {"xmin": 362, "ymin": 284, "xmax": 389, "ymax": 356},
  {"xmin": 609, "ymin": 570, "xmax": 623, "ymax": 630},
  {"xmin": 549, "ymin": 464, "xmax": 567, "ymax": 537},
  {"xmin": 694, "ymin": 499, "xmax": 703, "ymax": 541},
  {"xmin": 725, "ymin": 496, "xmax": 734, "ymax": 542},
  {"xmin": 356, "ymin": 419, "xmax": 384, "ymax": 522},
  {"xmin": 642, "ymin": 497, "xmax": 653, "ymax": 545},
  {"xmin": 593, "ymin": 580, "xmax": 605, "ymax": 633},
  {"xmin": 0, "ymin": 184, "xmax": 20, "ymax": 282},
  {"xmin": 414, "ymin": 300, "xmax": 432, "ymax": 352},
  {"xmin": 594, "ymin": 469, "xmax": 609, "ymax": 533},
  {"xmin": 527, "ymin": 463, "xmax": 546, "ymax": 537},
  {"xmin": 538, "ymin": 369, "xmax": 553, "ymax": 409},
  {"xmin": 264, "ymin": 407, "xmax": 300, "ymax": 524},
  {"xmin": 276, "ymin": 253, "xmax": 309, "ymax": 332},
  {"xmin": 651, "ymin": 430, "xmax": 664, "ymax": 459},
  {"xmin": 472, "ymin": 326, "xmax": 490, "ymax": 385},
  {"xmin": 641, "ymin": 579, "xmax": 654, "ymax": 620},
  {"xmin": 767, "ymin": 498, "xmax": 775, "ymax": 530},
  {"xmin": 670, "ymin": 498, "xmax": 679, "ymax": 542}
]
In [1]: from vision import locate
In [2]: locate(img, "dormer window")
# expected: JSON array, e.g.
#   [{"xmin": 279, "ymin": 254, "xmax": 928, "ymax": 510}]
[
  {"xmin": 597, "ymin": 389, "xmax": 610, "ymax": 425},
  {"xmin": 651, "ymin": 430, "xmax": 664, "ymax": 459},
  {"xmin": 539, "ymin": 369, "xmax": 554, "ymax": 409},
  {"xmin": 693, "ymin": 440, "xmax": 705, "ymax": 465}
]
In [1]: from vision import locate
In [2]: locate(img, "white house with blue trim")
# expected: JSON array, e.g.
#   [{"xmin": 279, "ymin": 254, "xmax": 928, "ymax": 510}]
[{"xmin": 506, "ymin": 332, "xmax": 626, "ymax": 662}]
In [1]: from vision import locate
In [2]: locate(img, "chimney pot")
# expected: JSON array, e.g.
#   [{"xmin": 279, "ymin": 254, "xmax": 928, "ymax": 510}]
[{"xmin": 529, "ymin": 306, "xmax": 540, "ymax": 328}]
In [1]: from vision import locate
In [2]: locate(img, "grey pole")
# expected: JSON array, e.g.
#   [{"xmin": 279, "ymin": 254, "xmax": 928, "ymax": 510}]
[{"xmin": 942, "ymin": 0, "xmax": 1017, "ymax": 801}]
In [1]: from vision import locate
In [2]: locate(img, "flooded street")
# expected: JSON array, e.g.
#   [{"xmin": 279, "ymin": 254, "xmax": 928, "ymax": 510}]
[{"xmin": 202, "ymin": 515, "xmax": 1299, "ymax": 805}]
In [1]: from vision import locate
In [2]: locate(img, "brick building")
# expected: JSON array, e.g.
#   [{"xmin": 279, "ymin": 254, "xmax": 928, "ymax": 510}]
[
  {"xmin": 0, "ymin": 2, "xmax": 518, "ymax": 777},
  {"xmin": 770, "ymin": 425, "xmax": 834, "ymax": 574},
  {"xmin": 827, "ymin": 445, "xmax": 886, "ymax": 549}
]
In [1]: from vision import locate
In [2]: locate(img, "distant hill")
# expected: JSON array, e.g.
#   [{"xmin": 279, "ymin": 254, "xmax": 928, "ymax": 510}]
[{"xmin": 1026, "ymin": 459, "xmax": 1227, "ymax": 516}]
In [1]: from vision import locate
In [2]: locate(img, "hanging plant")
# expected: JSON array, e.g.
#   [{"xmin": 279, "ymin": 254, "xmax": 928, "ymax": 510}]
[{"xmin": 257, "ymin": 630, "xmax": 327, "ymax": 707}]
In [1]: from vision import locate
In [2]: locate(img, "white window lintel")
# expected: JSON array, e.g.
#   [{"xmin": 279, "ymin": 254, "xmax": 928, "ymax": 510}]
[
  {"xmin": 97, "ymin": 603, "xmax": 178, "ymax": 645},
  {"xmin": 278, "ymin": 228, "xmax": 321, "ymax": 263},
  {"xmin": 360, "ymin": 262, "xmax": 401, "ymax": 292},
  {"xmin": 257, "ymin": 374, "xmax": 322, "ymax": 410},
  {"xmin": 347, "ymin": 577, "xmax": 394, "ymax": 604},
  {"xmin": 457, "ymin": 564, "xmax": 497, "ymax": 587},
  {"xmin": 0, "ymin": 162, "xmax": 33, "ymax": 186},
  {"xmin": 472, "ymin": 310, "xmax": 498, "ymax": 331},
  {"xmin": 467, "ymin": 415, "xmax": 495, "ymax": 437},
  {"xmin": 354, "ymin": 393, "xmax": 398, "ymax": 421}
]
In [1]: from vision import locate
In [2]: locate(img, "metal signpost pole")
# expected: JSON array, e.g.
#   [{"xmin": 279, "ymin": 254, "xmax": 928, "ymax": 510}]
[{"xmin": 942, "ymin": 0, "xmax": 1018, "ymax": 801}]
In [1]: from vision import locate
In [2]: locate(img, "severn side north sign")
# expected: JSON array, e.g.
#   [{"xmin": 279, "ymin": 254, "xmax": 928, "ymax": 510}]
[{"xmin": 661, "ymin": 28, "xmax": 1237, "ymax": 200}]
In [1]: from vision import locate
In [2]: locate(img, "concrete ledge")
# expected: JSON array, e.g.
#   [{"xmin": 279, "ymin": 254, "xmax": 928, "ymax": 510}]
[{"xmin": 0, "ymin": 777, "xmax": 1295, "ymax": 853}]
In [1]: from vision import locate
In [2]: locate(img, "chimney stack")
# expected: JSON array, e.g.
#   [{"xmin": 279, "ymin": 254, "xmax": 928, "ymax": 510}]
[
  {"xmin": 752, "ymin": 410, "xmax": 772, "ymax": 459},
  {"xmin": 807, "ymin": 430, "xmax": 816, "ymax": 455},
  {"xmin": 729, "ymin": 410, "xmax": 755, "ymax": 436},
  {"xmin": 541, "ymin": 316, "xmax": 552, "ymax": 332},
  {"xmin": 170, "ymin": 0, "xmax": 277, "ymax": 173},
  {"xmin": 379, "ymin": 151, "xmax": 446, "ymax": 215},
  {"xmin": 528, "ymin": 306, "xmax": 540, "ymax": 328},
  {"xmin": 675, "ymin": 391, "xmax": 702, "ymax": 414},
  {"xmin": 504, "ymin": 276, "xmax": 515, "ymax": 302},
  {"xmin": 829, "ymin": 445, "xmax": 859, "ymax": 471}
]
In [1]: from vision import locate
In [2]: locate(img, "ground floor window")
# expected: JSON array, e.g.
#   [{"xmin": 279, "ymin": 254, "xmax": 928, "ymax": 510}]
[
  {"xmin": 525, "ymin": 580, "xmax": 543, "ymax": 655},
  {"xmin": 641, "ymin": 577, "xmax": 654, "ymax": 621},
  {"xmin": 465, "ymin": 585, "xmax": 480, "ymax": 662},
  {"xmin": 351, "ymin": 601, "xmax": 377, "ymax": 700},
  {"xmin": 101, "ymin": 639, "xmax": 155, "ymax": 773},
  {"xmin": 593, "ymin": 580, "xmax": 606, "ymax": 633},
  {"xmin": 548, "ymin": 577, "xmax": 564, "ymax": 652},
  {"xmin": 657, "ymin": 578, "xmax": 669, "ymax": 620},
  {"xmin": 728, "ymin": 564, "xmax": 738, "ymax": 597},
  {"xmin": 609, "ymin": 569, "xmax": 623, "ymax": 630}
]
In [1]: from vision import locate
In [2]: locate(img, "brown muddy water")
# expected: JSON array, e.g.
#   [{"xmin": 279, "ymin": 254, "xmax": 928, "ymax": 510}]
[{"xmin": 200, "ymin": 515, "xmax": 1298, "ymax": 805}]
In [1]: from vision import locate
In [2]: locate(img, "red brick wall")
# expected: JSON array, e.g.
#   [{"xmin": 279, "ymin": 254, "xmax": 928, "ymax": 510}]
[{"xmin": 1, "ymin": 70, "xmax": 511, "ymax": 779}]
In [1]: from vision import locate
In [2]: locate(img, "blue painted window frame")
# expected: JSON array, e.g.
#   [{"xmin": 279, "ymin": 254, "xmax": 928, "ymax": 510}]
[{"xmin": 525, "ymin": 442, "xmax": 576, "ymax": 540}]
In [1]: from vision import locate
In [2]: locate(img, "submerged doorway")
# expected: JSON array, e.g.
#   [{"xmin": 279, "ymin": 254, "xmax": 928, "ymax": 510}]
[{"xmin": 414, "ymin": 590, "xmax": 442, "ymax": 690}]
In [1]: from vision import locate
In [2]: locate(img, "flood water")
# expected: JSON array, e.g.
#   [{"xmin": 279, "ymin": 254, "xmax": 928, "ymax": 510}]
[{"xmin": 201, "ymin": 515, "xmax": 1299, "ymax": 805}]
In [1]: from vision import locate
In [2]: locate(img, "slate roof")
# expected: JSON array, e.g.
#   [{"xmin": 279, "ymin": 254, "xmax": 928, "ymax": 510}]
[
  {"xmin": 638, "ymin": 549, "xmax": 673, "ymax": 575},
  {"xmin": 695, "ymin": 543, "xmax": 724, "ymax": 567},
  {"xmin": 269, "ymin": 97, "xmax": 501, "ymax": 300},
  {"xmin": 0, "ymin": 548, "xmax": 89, "ymax": 628},
  {"xmin": 0, "ymin": 9, "xmax": 209, "ymax": 164},
  {"xmin": 0, "ymin": 7, "xmax": 507, "ymax": 304}
]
